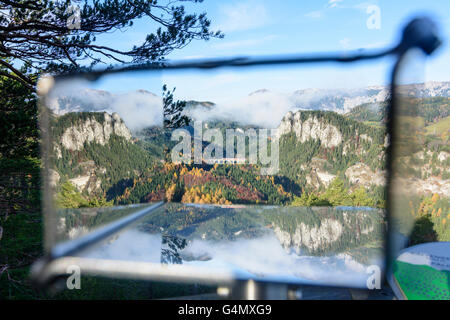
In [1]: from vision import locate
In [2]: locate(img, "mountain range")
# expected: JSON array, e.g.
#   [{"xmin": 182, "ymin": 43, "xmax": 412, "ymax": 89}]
[
  {"xmin": 47, "ymin": 80, "xmax": 449, "ymax": 211},
  {"xmin": 49, "ymin": 82, "xmax": 450, "ymax": 121}
]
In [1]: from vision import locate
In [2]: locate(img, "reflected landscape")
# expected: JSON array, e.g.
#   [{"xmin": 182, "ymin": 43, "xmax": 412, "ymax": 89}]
[
  {"xmin": 42, "ymin": 56, "xmax": 449, "ymax": 289},
  {"xmin": 59, "ymin": 204, "xmax": 385, "ymax": 287}
]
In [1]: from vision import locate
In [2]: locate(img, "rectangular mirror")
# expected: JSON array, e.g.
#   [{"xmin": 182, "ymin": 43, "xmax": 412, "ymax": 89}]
[{"xmin": 40, "ymin": 56, "xmax": 398, "ymax": 288}]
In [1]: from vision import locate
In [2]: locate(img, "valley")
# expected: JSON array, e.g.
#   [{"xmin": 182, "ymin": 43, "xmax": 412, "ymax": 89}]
[{"xmin": 47, "ymin": 82, "xmax": 449, "ymax": 245}]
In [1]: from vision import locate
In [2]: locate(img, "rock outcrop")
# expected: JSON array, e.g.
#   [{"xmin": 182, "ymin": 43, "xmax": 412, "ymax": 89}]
[
  {"xmin": 68, "ymin": 160, "xmax": 105, "ymax": 194},
  {"xmin": 274, "ymin": 218, "xmax": 343, "ymax": 254},
  {"xmin": 345, "ymin": 163, "xmax": 386, "ymax": 187},
  {"xmin": 395, "ymin": 177, "xmax": 450, "ymax": 197},
  {"xmin": 276, "ymin": 111, "xmax": 343, "ymax": 148},
  {"xmin": 60, "ymin": 112, "xmax": 132, "ymax": 151},
  {"xmin": 49, "ymin": 169, "xmax": 60, "ymax": 189},
  {"xmin": 271, "ymin": 208, "xmax": 385, "ymax": 255},
  {"xmin": 53, "ymin": 112, "xmax": 132, "ymax": 194}
]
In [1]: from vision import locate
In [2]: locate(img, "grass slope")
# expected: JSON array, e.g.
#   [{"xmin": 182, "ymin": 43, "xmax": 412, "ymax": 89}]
[
  {"xmin": 425, "ymin": 116, "xmax": 450, "ymax": 136},
  {"xmin": 393, "ymin": 261, "xmax": 450, "ymax": 300}
]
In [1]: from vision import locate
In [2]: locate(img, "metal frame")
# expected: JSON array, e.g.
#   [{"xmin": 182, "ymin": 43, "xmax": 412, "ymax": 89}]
[{"xmin": 32, "ymin": 16, "xmax": 442, "ymax": 299}]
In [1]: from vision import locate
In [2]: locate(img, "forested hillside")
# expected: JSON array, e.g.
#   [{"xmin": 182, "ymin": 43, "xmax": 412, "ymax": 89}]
[
  {"xmin": 45, "ymin": 88, "xmax": 449, "ymax": 252},
  {"xmin": 346, "ymin": 96, "xmax": 449, "ymax": 242},
  {"xmin": 346, "ymin": 97, "xmax": 450, "ymax": 124},
  {"xmin": 49, "ymin": 106, "xmax": 391, "ymax": 209},
  {"xmin": 278, "ymin": 110, "xmax": 386, "ymax": 180}
]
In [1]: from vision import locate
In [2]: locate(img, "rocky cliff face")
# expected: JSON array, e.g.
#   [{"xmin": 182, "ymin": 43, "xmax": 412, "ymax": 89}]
[
  {"xmin": 53, "ymin": 112, "xmax": 133, "ymax": 194},
  {"xmin": 60, "ymin": 112, "xmax": 132, "ymax": 151},
  {"xmin": 272, "ymin": 209, "xmax": 384, "ymax": 255},
  {"xmin": 276, "ymin": 110, "xmax": 388, "ymax": 189},
  {"xmin": 67, "ymin": 160, "xmax": 105, "ymax": 193},
  {"xmin": 274, "ymin": 219, "xmax": 343, "ymax": 254},
  {"xmin": 345, "ymin": 163, "xmax": 386, "ymax": 187},
  {"xmin": 396, "ymin": 150, "xmax": 450, "ymax": 197},
  {"xmin": 276, "ymin": 111, "xmax": 343, "ymax": 148}
]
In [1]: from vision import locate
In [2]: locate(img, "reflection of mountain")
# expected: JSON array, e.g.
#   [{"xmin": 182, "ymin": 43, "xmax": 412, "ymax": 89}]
[
  {"xmin": 64, "ymin": 202, "xmax": 385, "ymax": 284},
  {"xmin": 56, "ymin": 204, "xmax": 153, "ymax": 242},
  {"xmin": 161, "ymin": 234, "xmax": 187, "ymax": 264},
  {"xmin": 72, "ymin": 204, "xmax": 384, "ymax": 287},
  {"xmin": 270, "ymin": 207, "xmax": 385, "ymax": 255},
  {"xmin": 139, "ymin": 204, "xmax": 385, "ymax": 256}
]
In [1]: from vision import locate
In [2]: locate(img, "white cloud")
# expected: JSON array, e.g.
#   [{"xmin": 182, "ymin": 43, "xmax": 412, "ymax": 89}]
[
  {"xmin": 82, "ymin": 229, "xmax": 380, "ymax": 287},
  {"xmin": 82, "ymin": 230, "xmax": 162, "ymax": 262},
  {"xmin": 304, "ymin": 0, "xmax": 343, "ymax": 20},
  {"xmin": 49, "ymin": 81, "xmax": 163, "ymax": 132},
  {"xmin": 327, "ymin": 0, "xmax": 344, "ymax": 8},
  {"xmin": 216, "ymin": 1, "xmax": 269, "ymax": 32},
  {"xmin": 111, "ymin": 91, "xmax": 163, "ymax": 131},
  {"xmin": 352, "ymin": 1, "xmax": 378, "ymax": 12},
  {"xmin": 187, "ymin": 90, "xmax": 295, "ymax": 128},
  {"xmin": 304, "ymin": 10, "xmax": 323, "ymax": 19},
  {"xmin": 183, "ymin": 236, "xmax": 377, "ymax": 287}
]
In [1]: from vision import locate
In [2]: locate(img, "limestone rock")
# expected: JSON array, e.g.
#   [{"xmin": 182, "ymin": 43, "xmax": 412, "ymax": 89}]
[
  {"xmin": 61, "ymin": 112, "xmax": 132, "ymax": 151},
  {"xmin": 277, "ymin": 111, "xmax": 343, "ymax": 148}
]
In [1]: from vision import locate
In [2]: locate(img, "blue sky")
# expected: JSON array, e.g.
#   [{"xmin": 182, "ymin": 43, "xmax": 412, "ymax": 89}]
[{"xmin": 88, "ymin": 0, "xmax": 450, "ymax": 102}]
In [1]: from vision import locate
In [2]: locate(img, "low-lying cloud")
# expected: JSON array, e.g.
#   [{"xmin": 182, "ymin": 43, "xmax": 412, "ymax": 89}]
[
  {"xmin": 184, "ymin": 235, "xmax": 379, "ymax": 287},
  {"xmin": 187, "ymin": 90, "xmax": 294, "ymax": 128},
  {"xmin": 48, "ymin": 80, "xmax": 387, "ymax": 130},
  {"xmin": 110, "ymin": 91, "xmax": 163, "ymax": 131},
  {"xmin": 186, "ymin": 88, "xmax": 359, "ymax": 128},
  {"xmin": 79, "ymin": 228, "xmax": 381, "ymax": 287},
  {"xmin": 49, "ymin": 81, "xmax": 162, "ymax": 132}
]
